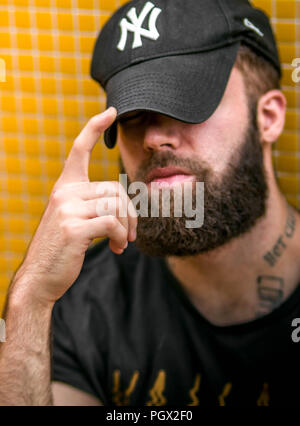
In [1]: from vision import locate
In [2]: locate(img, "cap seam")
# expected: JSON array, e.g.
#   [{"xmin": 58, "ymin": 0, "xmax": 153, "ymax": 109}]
[
  {"xmin": 99, "ymin": 39, "xmax": 242, "ymax": 88},
  {"xmin": 216, "ymin": 0, "xmax": 232, "ymax": 33}
]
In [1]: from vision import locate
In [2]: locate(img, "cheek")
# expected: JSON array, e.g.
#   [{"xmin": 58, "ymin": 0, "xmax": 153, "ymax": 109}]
[
  {"xmin": 191, "ymin": 68, "xmax": 250, "ymax": 174},
  {"xmin": 189, "ymin": 108, "xmax": 248, "ymax": 175},
  {"xmin": 189, "ymin": 121, "xmax": 232, "ymax": 164}
]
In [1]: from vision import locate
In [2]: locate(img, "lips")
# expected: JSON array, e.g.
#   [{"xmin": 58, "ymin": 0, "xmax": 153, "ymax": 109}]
[{"xmin": 146, "ymin": 167, "xmax": 194, "ymax": 187}]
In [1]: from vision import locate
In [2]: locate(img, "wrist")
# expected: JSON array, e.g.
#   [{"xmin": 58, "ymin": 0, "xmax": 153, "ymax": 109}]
[{"xmin": 8, "ymin": 274, "xmax": 55, "ymax": 314}]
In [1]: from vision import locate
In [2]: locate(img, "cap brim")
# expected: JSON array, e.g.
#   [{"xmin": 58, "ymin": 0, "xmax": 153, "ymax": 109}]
[{"xmin": 104, "ymin": 41, "xmax": 241, "ymax": 148}]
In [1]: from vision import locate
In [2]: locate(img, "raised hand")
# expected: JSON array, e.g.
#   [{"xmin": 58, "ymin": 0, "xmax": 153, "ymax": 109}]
[{"xmin": 12, "ymin": 108, "xmax": 137, "ymax": 305}]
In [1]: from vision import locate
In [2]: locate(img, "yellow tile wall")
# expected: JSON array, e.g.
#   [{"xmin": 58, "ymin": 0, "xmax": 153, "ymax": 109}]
[{"xmin": 0, "ymin": 0, "xmax": 299, "ymax": 313}]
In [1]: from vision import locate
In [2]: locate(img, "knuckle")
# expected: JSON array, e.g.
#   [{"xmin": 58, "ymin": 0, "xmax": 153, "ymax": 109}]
[
  {"xmin": 71, "ymin": 140, "xmax": 83, "ymax": 154},
  {"xmin": 97, "ymin": 197, "xmax": 116, "ymax": 216},
  {"xmin": 120, "ymin": 226, "xmax": 128, "ymax": 240},
  {"xmin": 60, "ymin": 218, "xmax": 82, "ymax": 241},
  {"xmin": 51, "ymin": 188, "xmax": 65, "ymax": 206},
  {"xmin": 104, "ymin": 215, "xmax": 118, "ymax": 232},
  {"xmin": 89, "ymin": 116, "xmax": 101, "ymax": 131},
  {"xmin": 57, "ymin": 202, "xmax": 73, "ymax": 220},
  {"xmin": 95, "ymin": 181, "xmax": 110, "ymax": 197},
  {"xmin": 103, "ymin": 216, "xmax": 127, "ymax": 246}
]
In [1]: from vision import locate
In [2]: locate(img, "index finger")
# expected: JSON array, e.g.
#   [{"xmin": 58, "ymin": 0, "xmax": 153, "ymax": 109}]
[{"xmin": 58, "ymin": 107, "xmax": 117, "ymax": 185}]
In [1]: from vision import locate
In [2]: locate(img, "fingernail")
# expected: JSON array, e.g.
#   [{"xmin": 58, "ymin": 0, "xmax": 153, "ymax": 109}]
[{"xmin": 123, "ymin": 241, "xmax": 128, "ymax": 249}]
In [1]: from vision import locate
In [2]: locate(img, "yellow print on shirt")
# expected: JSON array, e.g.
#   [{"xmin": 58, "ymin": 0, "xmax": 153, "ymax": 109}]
[
  {"xmin": 188, "ymin": 374, "xmax": 201, "ymax": 406},
  {"xmin": 111, "ymin": 369, "xmax": 271, "ymax": 406},
  {"xmin": 218, "ymin": 383, "xmax": 232, "ymax": 406},
  {"xmin": 257, "ymin": 383, "xmax": 270, "ymax": 406},
  {"xmin": 147, "ymin": 370, "xmax": 167, "ymax": 406},
  {"xmin": 112, "ymin": 369, "xmax": 139, "ymax": 406}
]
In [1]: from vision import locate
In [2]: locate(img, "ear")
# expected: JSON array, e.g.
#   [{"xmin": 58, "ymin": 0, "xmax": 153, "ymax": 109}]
[{"xmin": 257, "ymin": 90, "xmax": 286, "ymax": 144}]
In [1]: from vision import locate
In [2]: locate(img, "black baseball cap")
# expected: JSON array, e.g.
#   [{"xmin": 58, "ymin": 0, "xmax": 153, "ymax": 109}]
[{"xmin": 91, "ymin": 0, "xmax": 281, "ymax": 149}]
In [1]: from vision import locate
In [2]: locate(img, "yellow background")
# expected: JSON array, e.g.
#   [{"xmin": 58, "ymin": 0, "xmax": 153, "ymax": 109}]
[{"xmin": 0, "ymin": 0, "xmax": 299, "ymax": 313}]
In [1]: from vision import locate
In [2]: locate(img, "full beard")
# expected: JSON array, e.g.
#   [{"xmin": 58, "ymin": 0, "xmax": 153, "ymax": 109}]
[{"xmin": 120, "ymin": 107, "xmax": 268, "ymax": 257}]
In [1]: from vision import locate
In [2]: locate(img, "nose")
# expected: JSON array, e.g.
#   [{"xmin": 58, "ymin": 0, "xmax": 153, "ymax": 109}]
[{"xmin": 143, "ymin": 112, "xmax": 181, "ymax": 153}]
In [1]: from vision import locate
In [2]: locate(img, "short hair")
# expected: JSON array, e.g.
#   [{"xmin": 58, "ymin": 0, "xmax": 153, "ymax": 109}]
[{"xmin": 234, "ymin": 44, "xmax": 281, "ymax": 106}]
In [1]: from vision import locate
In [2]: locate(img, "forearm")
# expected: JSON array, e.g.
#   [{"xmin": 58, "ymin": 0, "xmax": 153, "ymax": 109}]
[
  {"xmin": 0, "ymin": 108, "xmax": 127, "ymax": 406},
  {"xmin": 0, "ymin": 276, "xmax": 54, "ymax": 406}
]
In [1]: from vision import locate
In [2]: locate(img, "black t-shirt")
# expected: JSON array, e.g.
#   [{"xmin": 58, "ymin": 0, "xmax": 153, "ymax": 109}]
[{"xmin": 51, "ymin": 239, "xmax": 300, "ymax": 407}]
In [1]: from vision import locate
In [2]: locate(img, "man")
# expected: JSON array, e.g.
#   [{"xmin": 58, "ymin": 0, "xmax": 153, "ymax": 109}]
[{"xmin": 0, "ymin": 0, "xmax": 300, "ymax": 406}]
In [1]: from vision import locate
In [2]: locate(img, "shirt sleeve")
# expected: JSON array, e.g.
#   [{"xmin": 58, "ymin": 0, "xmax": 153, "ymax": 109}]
[{"xmin": 51, "ymin": 298, "xmax": 105, "ymax": 404}]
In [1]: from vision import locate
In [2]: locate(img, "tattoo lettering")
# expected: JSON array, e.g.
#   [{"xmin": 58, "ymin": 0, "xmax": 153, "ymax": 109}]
[
  {"xmin": 256, "ymin": 275, "xmax": 284, "ymax": 317},
  {"xmin": 285, "ymin": 207, "xmax": 296, "ymax": 238},
  {"xmin": 263, "ymin": 237, "xmax": 286, "ymax": 266},
  {"xmin": 263, "ymin": 208, "xmax": 296, "ymax": 267}
]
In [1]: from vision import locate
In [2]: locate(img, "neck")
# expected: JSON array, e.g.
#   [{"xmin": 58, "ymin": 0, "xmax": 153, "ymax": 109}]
[{"xmin": 167, "ymin": 187, "xmax": 300, "ymax": 326}]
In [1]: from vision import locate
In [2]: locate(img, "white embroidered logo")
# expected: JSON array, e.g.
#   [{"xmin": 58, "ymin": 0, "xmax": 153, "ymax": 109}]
[
  {"xmin": 243, "ymin": 18, "xmax": 264, "ymax": 37},
  {"xmin": 117, "ymin": 1, "xmax": 162, "ymax": 51}
]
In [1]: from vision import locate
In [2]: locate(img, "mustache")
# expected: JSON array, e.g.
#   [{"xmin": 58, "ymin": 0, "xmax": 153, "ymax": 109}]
[{"xmin": 134, "ymin": 151, "xmax": 212, "ymax": 183}]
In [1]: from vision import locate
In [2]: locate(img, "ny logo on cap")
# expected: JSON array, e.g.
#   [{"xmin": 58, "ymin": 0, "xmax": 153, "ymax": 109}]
[{"xmin": 117, "ymin": 1, "xmax": 162, "ymax": 51}]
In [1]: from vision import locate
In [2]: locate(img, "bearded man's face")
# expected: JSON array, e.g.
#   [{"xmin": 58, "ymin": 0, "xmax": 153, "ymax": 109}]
[{"xmin": 116, "ymin": 68, "xmax": 268, "ymax": 257}]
